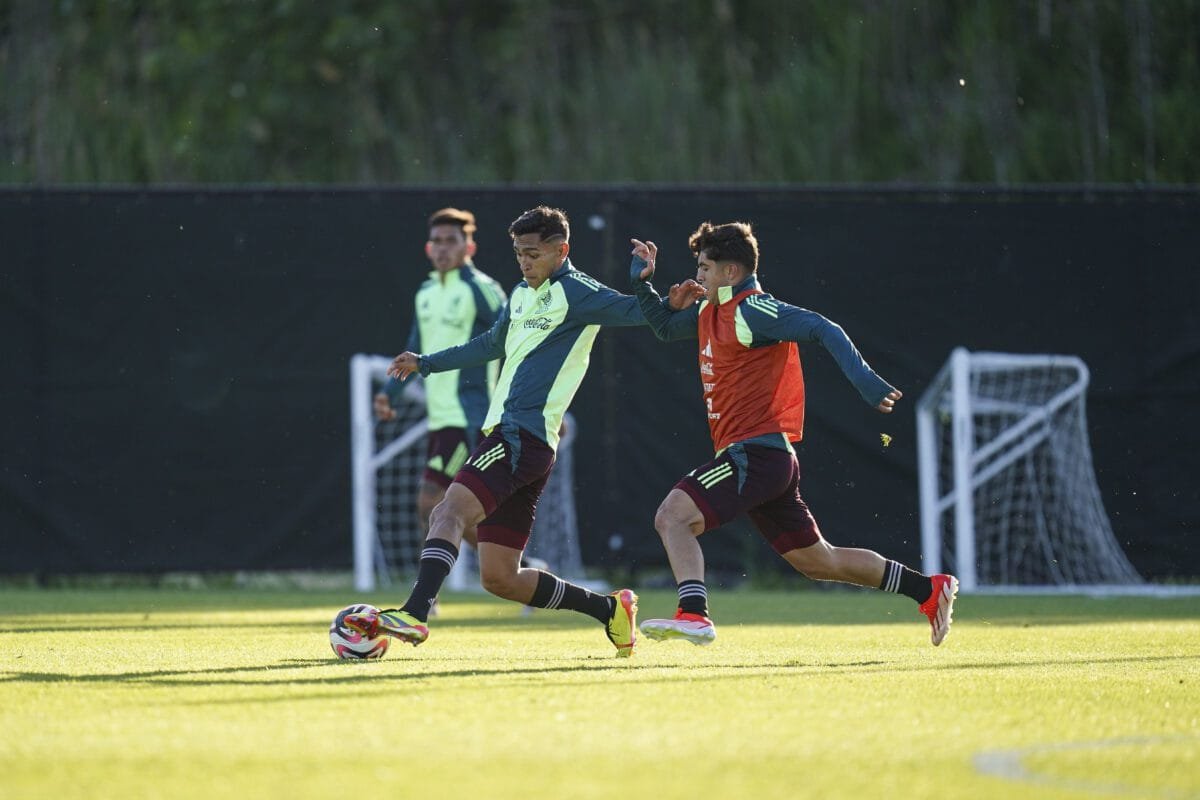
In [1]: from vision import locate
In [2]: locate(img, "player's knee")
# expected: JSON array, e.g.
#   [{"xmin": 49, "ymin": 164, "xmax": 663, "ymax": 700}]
[
  {"xmin": 654, "ymin": 495, "xmax": 702, "ymax": 537},
  {"xmin": 652, "ymin": 504, "xmax": 672, "ymax": 536}
]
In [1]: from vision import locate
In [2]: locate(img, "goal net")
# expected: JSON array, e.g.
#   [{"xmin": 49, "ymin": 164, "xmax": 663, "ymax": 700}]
[
  {"xmin": 916, "ymin": 348, "xmax": 1147, "ymax": 594},
  {"xmin": 349, "ymin": 354, "xmax": 585, "ymax": 592}
]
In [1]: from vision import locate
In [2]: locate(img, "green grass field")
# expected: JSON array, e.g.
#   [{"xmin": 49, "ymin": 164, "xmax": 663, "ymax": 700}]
[{"xmin": 2, "ymin": 587, "xmax": 1198, "ymax": 799}]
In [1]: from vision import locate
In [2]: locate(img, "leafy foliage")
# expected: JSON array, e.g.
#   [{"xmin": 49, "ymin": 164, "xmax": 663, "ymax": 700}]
[{"xmin": 3, "ymin": 0, "xmax": 1198, "ymax": 183}]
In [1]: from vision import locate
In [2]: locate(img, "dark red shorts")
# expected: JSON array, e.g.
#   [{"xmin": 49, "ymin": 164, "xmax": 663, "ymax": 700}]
[
  {"xmin": 453, "ymin": 425, "xmax": 555, "ymax": 550},
  {"xmin": 423, "ymin": 427, "xmax": 477, "ymax": 489},
  {"xmin": 676, "ymin": 442, "xmax": 822, "ymax": 554}
]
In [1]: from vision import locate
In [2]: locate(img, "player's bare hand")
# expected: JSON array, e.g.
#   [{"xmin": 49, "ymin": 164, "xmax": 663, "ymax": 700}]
[
  {"xmin": 387, "ymin": 352, "xmax": 421, "ymax": 381},
  {"xmin": 630, "ymin": 238, "xmax": 657, "ymax": 280},
  {"xmin": 876, "ymin": 389, "xmax": 903, "ymax": 414},
  {"xmin": 373, "ymin": 392, "xmax": 397, "ymax": 421},
  {"xmin": 667, "ymin": 279, "xmax": 707, "ymax": 310}
]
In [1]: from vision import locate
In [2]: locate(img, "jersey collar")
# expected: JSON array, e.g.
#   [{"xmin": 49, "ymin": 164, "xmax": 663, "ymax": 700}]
[
  {"xmin": 517, "ymin": 258, "xmax": 572, "ymax": 291},
  {"xmin": 427, "ymin": 260, "xmax": 474, "ymax": 282},
  {"xmin": 550, "ymin": 258, "xmax": 573, "ymax": 282},
  {"xmin": 714, "ymin": 273, "xmax": 761, "ymax": 304}
]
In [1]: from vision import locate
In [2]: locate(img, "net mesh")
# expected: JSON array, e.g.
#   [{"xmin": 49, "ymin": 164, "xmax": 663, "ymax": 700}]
[
  {"xmin": 371, "ymin": 377, "xmax": 428, "ymax": 579},
  {"xmin": 925, "ymin": 353, "xmax": 1141, "ymax": 587}
]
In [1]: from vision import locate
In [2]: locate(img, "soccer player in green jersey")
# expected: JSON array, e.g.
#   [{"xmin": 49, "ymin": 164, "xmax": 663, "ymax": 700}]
[
  {"xmin": 374, "ymin": 208, "xmax": 506, "ymax": 549},
  {"xmin": 347, "ymin": 206, "xmax": 688, "ymax": 657}
]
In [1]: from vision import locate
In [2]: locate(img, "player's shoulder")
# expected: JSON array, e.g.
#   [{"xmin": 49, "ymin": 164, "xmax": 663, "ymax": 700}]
[
  {"xmin": 463, "ymin": 263, "xmax": 503, "ymax": 288},
  {"xmin": 463, "ymin": 264, "xmax": 507, "ymax": 305},
  {"xmin": 737, "ymin": 290, "xmax": 783, "ymax": 319},
  {"xmin": 559, "ymin": 267, "xmax": 607, "ymax": 294}
]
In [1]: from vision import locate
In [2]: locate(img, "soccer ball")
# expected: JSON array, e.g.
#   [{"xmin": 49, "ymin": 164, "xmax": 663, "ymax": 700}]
[{"xmin": 329, "ymin": 603, "xmax": 390, "ymax": 660}]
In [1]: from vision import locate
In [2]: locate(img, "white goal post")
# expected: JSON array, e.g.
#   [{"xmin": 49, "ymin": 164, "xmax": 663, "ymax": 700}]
[
  {"xmin": 349, "ymin": 353, "xmax": 585, "ymax": 592},
  {"xmin": 916, "ymin": 348, "xmax": 1161, "ymax": 595}
]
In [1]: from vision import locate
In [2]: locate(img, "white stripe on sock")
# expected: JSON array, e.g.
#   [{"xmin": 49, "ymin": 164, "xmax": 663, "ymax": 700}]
[
  {"xmin": 678, "ymin": 583, "xmax": 708, "ymax": 606},
  {"xmin": 422, "ymin": 548, "xmax": 457, "ymax": 570},
  {"xmin": 547, "ymin": 577, "xmax": 565, "ymax": 609},
  {"xmin": 884, "ymin": 561, "xmax": 901, "ymax": 593}
]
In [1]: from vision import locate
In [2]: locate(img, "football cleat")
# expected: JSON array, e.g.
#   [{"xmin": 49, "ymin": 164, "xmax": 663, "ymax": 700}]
[
  {"xmin": 605, "ymin": 589, "xmax": 639, "ymax": 658},
  {"xmin": 343, "ymin": 608, "xmax": 429, "ymax": 647},
  {"xmin": 640, "ymin": 609, "xmax": 717, "ymax": 645},
  {"xmin": 919, "ymin": 573, "xmax": 959, "ymax": 646}
]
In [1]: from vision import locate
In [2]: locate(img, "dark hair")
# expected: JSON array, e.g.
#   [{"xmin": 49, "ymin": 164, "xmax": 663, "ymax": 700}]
[
  {"xmin": 508, "ymin": 205, "xmax": 570, "ymax": 243},
  {"xmin": 688, "ymin": 221, "xmax": 759, "ymax": 273},
  {"xmin": 428, "ymin": 207, "xmax": 476, "ymax": 238}
]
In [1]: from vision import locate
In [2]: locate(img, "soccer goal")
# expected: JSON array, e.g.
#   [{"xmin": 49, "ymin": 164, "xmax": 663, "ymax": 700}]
[
  {"xmin": 349, "ymin": 354, "xmax": 585, "ymax": 592},
  {"xmin": 916, "ymin": 348, "xmax": 1162, "ymax": 595}
]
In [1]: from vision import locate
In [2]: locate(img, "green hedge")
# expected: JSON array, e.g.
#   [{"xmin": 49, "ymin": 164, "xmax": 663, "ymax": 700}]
[{"xmin": 4, "ymin": 0, "xmax": 1198, "ymax": 184}]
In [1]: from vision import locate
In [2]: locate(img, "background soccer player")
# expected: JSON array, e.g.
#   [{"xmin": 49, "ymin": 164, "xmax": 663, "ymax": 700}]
[
  {"xmin": 629, "ymin": 222, "xmax": 958, "ymax": 647},
  {"xmin": 348, "ymin": 206, "xmax": 664, "ymax": 657},
  {"xmin": 374, "ymin": 208, "xmax": 506, "ymax": 551}
]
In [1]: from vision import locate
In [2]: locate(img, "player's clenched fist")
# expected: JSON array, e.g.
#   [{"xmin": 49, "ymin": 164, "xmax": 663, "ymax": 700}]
[{"xmin": 876, "ymin": 389, "xmax": 903, "ymax": 414}]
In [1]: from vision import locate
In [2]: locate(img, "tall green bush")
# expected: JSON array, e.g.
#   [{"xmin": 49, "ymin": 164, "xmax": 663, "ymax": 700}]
[{"xmin": 3, "ymin": 0, "xmax": 1197, "ymax": 184}]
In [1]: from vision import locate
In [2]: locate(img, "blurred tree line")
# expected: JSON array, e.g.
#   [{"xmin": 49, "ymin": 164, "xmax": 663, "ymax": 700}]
[{"xmin": 2, "ymin": 0, "xmax": 1197, "ymax": 184}]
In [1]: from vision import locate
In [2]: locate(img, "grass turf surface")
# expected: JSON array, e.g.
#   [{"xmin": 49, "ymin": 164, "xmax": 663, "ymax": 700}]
[{"xmin": 1, "ymin": 588, "xmax": 1198, "ymax": 799}]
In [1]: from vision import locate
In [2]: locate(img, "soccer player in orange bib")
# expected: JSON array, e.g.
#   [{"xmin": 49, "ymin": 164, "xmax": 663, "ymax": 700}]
[{"xmin": 630, "ymin": 222, "xmax": 958, "ymax": 647}]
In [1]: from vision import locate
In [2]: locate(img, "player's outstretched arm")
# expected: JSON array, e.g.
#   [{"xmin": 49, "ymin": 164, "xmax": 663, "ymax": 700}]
[
  {"xmin": 630, "ymin": 237, "xmax": 705, "ymax": 310},
  {"xmin": 408, "ymin": 305, "xmax": 510, "ymax": 377},
  {"xmin": 739, "ymin": 295, "xmax": 895, "ymax": 406},
  {"xmin": 629, "ymin": 238, "xmax": 702, "ymax": 341}
]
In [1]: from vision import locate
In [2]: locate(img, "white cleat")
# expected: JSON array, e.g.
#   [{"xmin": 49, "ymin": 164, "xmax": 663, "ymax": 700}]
[{"xmin": 640, "ymin": 611, "xmax": 717, "ymax": 646}]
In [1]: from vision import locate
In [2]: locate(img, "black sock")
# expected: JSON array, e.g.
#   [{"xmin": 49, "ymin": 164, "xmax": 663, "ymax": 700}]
[
  {"xmin": 528, "ymin": 570, "xmax": 611, "ymax": 624},
  {"xmin": 677, "ymin": 579, "xmax": 708, "ymax": 616},
  {"xmin": 879, "ymin": 560, "xmax": 933, "ymax": 603},
  {"xmin": 401, "ymin": 538, "xmax": 459, "ymax": 622}
]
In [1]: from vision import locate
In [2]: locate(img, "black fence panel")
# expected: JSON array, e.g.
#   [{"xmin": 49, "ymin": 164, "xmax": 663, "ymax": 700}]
[{"xmin": 2, "ymin": 187, "xmax": 1196, "ymax": 578}]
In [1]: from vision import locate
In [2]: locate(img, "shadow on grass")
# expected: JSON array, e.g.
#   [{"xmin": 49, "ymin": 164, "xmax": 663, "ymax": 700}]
[
  {"xmin": 689, "ymin": 592, "xmax": 1200, "ymax": 628},
  {"xmin": 0, "ymin": 612, "xmax": 564, "ymax": 635},
  {"xmin": 3, "ymin": 592, "xmax": 1198, "ymax": 635},
  {"xmin": 1, "ymin": 653, "xmax": 1193, "ymax": 695}
]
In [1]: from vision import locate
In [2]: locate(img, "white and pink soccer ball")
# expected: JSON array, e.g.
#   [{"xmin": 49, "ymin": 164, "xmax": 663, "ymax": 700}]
[{"xmin": 329, "ymin": 603, "xmax": 390, "ymax": 660}]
